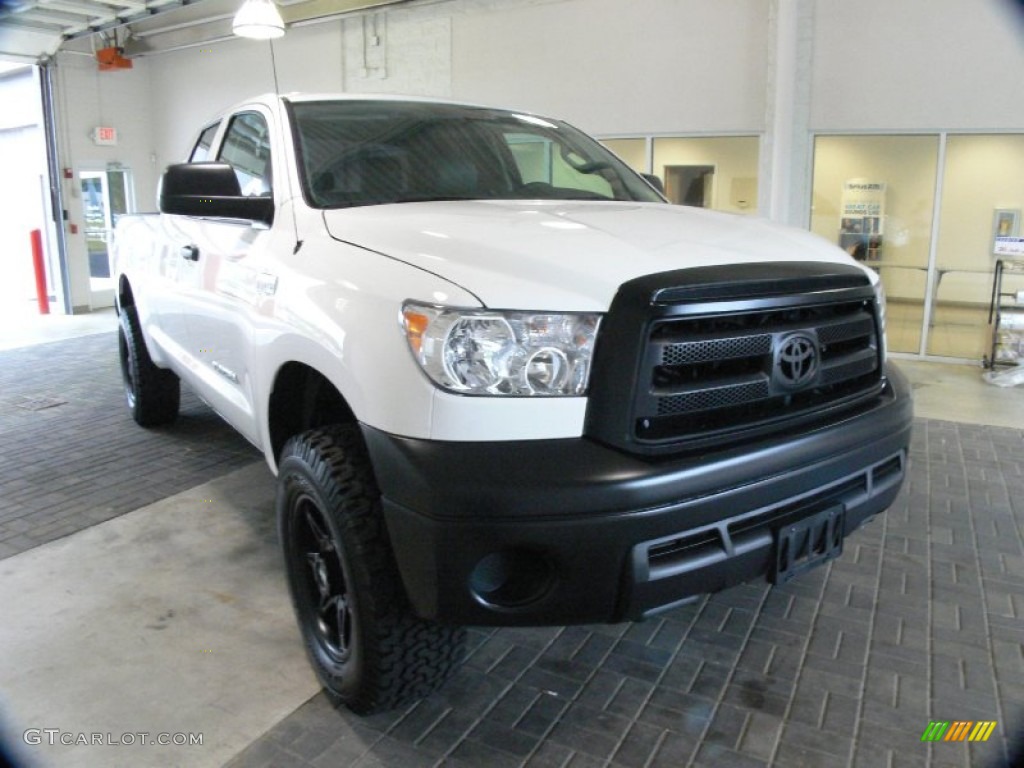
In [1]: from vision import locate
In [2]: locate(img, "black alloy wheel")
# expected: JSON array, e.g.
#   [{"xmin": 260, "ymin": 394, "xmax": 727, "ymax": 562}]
[
  {"xmin": 277, "ymin": 424, "xmax": 466, "ymax": 714},
  {"xmin": 293, "ymin": 495, "xmax": 355, "ymax": 665}
]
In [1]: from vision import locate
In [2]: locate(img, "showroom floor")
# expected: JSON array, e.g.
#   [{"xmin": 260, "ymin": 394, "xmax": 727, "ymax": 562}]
[{"xmin": 0, "ymin": 319, "xmax": 1021, "ymax": 768}]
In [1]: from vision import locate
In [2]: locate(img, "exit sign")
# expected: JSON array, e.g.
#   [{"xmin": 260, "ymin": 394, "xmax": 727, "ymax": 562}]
[{"xmin": 93, "ymin": 126, "xmax": 117, "ymax": 146}]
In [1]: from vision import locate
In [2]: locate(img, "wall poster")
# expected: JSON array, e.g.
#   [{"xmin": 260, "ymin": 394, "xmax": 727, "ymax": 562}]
[
  {"xmin": 839, "ymin": 179, "xmax": 886, "ymax": 261},
  {"xmin": 992, "ymin": 208, "xmax": 1021, "ymax": 256}
]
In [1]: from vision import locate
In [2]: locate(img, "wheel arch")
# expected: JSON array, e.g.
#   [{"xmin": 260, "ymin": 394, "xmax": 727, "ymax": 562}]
[{"xmin": 267, "ymin": 361, "xmax": 358, "ymax": 468}]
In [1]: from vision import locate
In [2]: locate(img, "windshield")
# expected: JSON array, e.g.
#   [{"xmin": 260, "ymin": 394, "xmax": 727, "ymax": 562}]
[{"xmin": 288, "ymin": 100, "xmax": 664, "ymax": 209}]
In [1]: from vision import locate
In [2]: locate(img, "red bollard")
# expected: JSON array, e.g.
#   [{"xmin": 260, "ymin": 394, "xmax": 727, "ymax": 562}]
[{"xmin": 30, "ymin": 228, "xmax": 50, "ymax": 315}]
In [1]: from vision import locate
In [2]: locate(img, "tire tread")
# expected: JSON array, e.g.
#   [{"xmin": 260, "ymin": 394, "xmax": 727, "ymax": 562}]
[
  {"xmin": 119, "ymin": 306, "xmax": 180, "ymax": 426},
  {"xmin": 280, "ymin": 425, "xmax": 465, "ymax": 714}
]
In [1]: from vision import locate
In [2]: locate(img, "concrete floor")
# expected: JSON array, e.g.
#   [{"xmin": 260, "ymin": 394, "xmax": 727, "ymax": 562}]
[
  {"xmin": 894, "ymin": 357, "xmax": 1024, "ymax": 430},
  {"xmin": 0, "ymin": 307, "xmax": 117, "ymax": 352},
  {"xmin": 0, "ymin": 465, "xmax": 317, "ymax": 767},
  {"xmin": 0, "ymin": 313, "xmax": 1021, "ymax": 768}
]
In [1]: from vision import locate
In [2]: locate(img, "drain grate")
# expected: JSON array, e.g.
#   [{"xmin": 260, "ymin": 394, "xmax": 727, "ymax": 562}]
[{"xmin": 15, "ymin": 396, "xmax": 68, "ymax": 411}]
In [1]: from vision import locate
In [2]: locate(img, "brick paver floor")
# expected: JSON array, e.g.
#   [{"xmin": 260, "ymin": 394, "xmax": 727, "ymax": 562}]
[
  {"xmin": 2, "ymin": 334, "xmax": 1020, "ymax": 767},
  {"xmin": 0, "ymin": 333, "xmax": 260, "ymax": 559},
  {"xmin": 225, "ymin": 422, "xmax": 1024, "ymax": 767}
]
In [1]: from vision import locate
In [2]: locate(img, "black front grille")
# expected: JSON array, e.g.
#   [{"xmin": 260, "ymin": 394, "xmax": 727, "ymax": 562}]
[
  {"xmin": 637, "ymin": 298, "xmax": 880, "ymax": 441},
  {"xmin": 584, "ymin": 262, "xmax": 886, "ymax": 456}
]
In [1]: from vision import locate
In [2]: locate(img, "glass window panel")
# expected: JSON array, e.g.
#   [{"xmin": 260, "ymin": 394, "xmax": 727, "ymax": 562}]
[
  {"xmin": 218, "ymin": 112, "xmax": 272, "ymax": 196},
  {"xmin": 929, "ymin": 135, "xmax": 1024, "ymax": 359},
  {"xmin": 811, "ymin": 135, "xmax": 939, "ymax": 354},
  {"xmin": 189, "ymin": 122, "xmax": 220, "ymax": 162},
  {"xmin": 79, "ymin": 168, "xmax": 131, "ymax": 293},
  {"xmin": 290, "ymin": 101, "xmax": 660, "ymax": 208},
  {"xmin": 505, "ymin": 134, "xmax": 612, "ymax": 196},
  {"xmin": 507, "ymin": 135, "xmax": 551, "ymax": 183},
  {"xmin": 652, "ymin": 137, "xmax": 759, "ymax": 214}
]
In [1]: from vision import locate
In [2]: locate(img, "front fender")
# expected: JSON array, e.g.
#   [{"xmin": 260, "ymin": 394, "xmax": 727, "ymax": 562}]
[{"xmin": 254, "ymin": 235, "xmax": 479, "ymax": 471}]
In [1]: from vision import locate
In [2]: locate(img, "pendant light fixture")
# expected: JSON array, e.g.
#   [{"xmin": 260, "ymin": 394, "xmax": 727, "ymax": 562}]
[{"xmin": 232, "ymin": 0, "xmax": 286, "ymax": 39}]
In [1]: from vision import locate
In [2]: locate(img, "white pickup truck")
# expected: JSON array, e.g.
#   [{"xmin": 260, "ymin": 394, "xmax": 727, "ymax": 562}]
[{"xmin": 112, "ymin": 93, "xmax": 912, "ymax": 714}]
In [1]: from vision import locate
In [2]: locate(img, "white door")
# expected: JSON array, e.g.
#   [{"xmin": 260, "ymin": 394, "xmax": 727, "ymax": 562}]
[
  {"xmin": 174, "ymin": 109, "xmax": 277, "ymax": 444},
  {"xmin": 80, "ymin": 168, "xmax": 132, "ymax": 308}
]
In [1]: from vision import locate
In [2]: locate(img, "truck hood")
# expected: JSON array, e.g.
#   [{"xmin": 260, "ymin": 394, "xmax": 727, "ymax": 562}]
[{"xmin": 323, "ymin": 200, "xmax": 867, "ymax": 311}]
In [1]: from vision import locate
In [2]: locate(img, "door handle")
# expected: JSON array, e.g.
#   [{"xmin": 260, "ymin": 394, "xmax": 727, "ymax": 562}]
[{"xmin": 180, "ymin": 244, "xmax": 199, "ymax": 261}]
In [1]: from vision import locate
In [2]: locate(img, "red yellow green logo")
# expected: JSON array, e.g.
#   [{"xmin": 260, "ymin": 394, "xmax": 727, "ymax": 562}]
[{"xmin": 921, "ymin": 721, "xmax": 997, "ymax": 742}]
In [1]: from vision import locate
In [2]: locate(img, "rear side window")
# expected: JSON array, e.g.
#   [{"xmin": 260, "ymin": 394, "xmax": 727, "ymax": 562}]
[
  {"xmin": 189, "ymin": 122, "xmax": 220, "ymax": 162},
  {"xmin": 218, "ymin": 111, "xmax": 273, "ymax": 197}
]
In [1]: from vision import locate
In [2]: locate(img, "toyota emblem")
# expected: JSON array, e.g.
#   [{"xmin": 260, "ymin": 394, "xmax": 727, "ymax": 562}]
[{"xmin": 774, "ymin": 332, "xmax": 819, "ymax": 389}]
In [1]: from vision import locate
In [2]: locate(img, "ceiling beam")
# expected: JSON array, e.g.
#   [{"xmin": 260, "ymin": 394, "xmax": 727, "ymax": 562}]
[
  {"xmin": 17, "ymin": 8, "xmax": 88, "ymax": 24},
  {"xmin": 0, "ymin": 16, "xmax": 67, "ymax": 31},
  {"xmin": 59, "ymin": 0, "xmax": 197, "ymax": 41},
  {"xmin": 38, "ymin": 0, "xmax": 124, "ymax": 18},
  {"xmin": 99, "ymin": 0, "xmax": 147, "ymax": 8}
]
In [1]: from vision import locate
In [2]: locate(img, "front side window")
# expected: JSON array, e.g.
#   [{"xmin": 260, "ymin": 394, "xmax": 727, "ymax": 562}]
[
  {"xmin": 218, "ymin": 112, "xmax": 272, "ymax": 197},
  {"xmin": 189, "ymin": 122, "xmax": 220, "ymax": 162},
  {"xmin": 288, "ymin": 100, "xmax": 662, "ymax": 209}
]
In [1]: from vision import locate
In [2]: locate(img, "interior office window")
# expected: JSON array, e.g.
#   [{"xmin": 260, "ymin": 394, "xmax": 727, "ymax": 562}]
[
  {"xmin": 652, "ymin": 137, "xmax": 759, "ymax": 214},
  {"xmin": 810, "ymin": 135, "xmax": 939, "ymax": 355},
  {"xmin": 599, "ymin": 139, "xmax": 646, "ymax": 174},
  {"xmin": 189, "ymin": 122, "xmax": 220, "ymax": 162},
  {"xmin": 218, "ymin": 112, "xmax": 272, "ymax": 196},
  {"xmin": 928, "ymin": 135, "xmax": 1024, "ymax": 359}
]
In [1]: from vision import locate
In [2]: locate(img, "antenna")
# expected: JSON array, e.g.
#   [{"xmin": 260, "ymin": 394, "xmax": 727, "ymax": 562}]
[
  {"xmin": 269, "ymin": 38, "xmax": 303, "ymax": 254},
  {"xmin": 268, "ymin": 35, "xmax": 282, "ymax": 94}
]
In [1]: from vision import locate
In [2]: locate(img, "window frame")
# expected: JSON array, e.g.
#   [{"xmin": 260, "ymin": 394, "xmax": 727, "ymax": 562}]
[
  {"xmin": 216, "ymin": 110, "xmax": 274, "ymax": 198},
  {"xmin": 188, "ymin": 121, "xmax": 222, "ymax": 163}
]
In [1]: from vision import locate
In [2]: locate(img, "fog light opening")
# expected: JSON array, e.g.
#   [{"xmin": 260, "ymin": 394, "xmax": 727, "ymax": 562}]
[{"xmin": 469, "ymin": 549, "xmax": 553, "ymax": 609}]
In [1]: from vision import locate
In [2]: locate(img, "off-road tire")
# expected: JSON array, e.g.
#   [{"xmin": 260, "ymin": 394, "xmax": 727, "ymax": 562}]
[
  {"xmin": 277, "ymin": 424, "xmax": 466, "ymax": 714},
  {"xmin": 118, "ymin": 305, "xmax": 180, "ymax": 426}
]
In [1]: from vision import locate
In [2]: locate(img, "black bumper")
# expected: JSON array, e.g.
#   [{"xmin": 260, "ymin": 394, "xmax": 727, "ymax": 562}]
[{"xmin": 362, "ymin": 364, "xmax": 913, "ymax": 626}]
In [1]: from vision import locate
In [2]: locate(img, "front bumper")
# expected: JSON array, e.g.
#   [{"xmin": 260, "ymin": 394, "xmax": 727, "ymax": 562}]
[{"xmin": 362, "ymin": 364, "xmax": 913, "ymax": 626}]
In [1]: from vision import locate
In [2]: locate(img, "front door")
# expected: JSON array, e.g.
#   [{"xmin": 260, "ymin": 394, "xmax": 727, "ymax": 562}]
[{"xmin": 171, "ymin": 109, "xmax": 277, "ymax": 444}]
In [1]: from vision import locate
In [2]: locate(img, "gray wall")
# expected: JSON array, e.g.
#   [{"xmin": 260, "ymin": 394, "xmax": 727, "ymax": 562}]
[
  {"xmin": 52, "ymin": 54, "xmax": 157, "ymax": 310},
  {"xmin": 811, "ymin": 0, "xmax": 1024, "ymax": 132}
]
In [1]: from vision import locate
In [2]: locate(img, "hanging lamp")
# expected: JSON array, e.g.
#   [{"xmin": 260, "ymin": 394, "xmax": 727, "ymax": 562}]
[{"xmin": 232, "ymin": 0, "xmax": 285, "ymax": 39}]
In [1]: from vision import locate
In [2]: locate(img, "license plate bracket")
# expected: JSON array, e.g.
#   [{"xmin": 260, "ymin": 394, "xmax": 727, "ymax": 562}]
[{"xmin": 773, "ymin": 505, "xmax": 845, "ymax": 585}]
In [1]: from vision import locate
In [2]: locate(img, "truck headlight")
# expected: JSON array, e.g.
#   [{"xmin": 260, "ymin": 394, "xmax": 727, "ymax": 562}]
[{"xmin": 402, "ymin": 302, "xmax": 601, "ymax": 396}]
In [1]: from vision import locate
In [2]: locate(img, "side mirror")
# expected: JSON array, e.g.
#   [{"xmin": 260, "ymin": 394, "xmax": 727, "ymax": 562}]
[
  {"xmin": 641, "ymin": 173, "xmax": 666, "ymax": 195},
  {"xmin": 159, "ymin": 162, "xmax": 274, "ymax": 225}
]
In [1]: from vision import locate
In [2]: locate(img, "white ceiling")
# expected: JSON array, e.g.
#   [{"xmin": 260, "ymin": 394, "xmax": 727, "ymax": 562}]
[
  {"xmin": 0, "ymin": 0, "xmax": 409, "ymax": 62},
  {"xmin": 0, "ymin": 0, "xmax": 199, "ymax": 60}
]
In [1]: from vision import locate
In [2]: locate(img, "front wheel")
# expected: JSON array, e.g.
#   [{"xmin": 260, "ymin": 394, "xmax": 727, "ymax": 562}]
[{"xmin": 277, "ymin": 425, "xmax": 466, "ymax": 714}]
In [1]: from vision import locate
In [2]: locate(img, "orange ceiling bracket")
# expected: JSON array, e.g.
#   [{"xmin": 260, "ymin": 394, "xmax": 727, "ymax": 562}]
[{"xmin": 96, "ymin": 46, "xmax": 133, "ymax": 71}]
